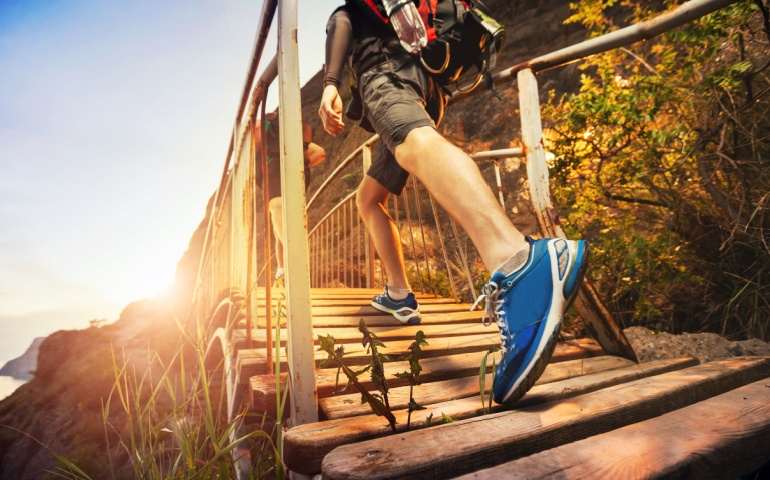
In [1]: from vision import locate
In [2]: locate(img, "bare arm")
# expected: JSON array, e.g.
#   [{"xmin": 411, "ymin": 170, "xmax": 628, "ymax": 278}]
[{"xmin": 303, "ymin": 123, "xmax": 326, "ymax": 167}]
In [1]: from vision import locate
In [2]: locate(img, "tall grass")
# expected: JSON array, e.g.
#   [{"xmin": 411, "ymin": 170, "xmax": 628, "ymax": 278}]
[{"xmin": 99, "ymin": 303, "xmax": 285, "ymax": 479}]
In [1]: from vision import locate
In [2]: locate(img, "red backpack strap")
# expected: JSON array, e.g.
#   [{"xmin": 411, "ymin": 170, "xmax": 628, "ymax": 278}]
[
  {"xmin": 363, "ymin": 0, "xmax": 389, "ymax": 23},
  {"xmin": 417, "ymin": 0, "xmax": 438, "ymax": 42}
]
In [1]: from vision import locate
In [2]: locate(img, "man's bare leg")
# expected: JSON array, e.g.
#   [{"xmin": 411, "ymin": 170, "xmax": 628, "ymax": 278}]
[{"xmin": 394, "ymin": 126, "xmax": 528, "ymax": 271}]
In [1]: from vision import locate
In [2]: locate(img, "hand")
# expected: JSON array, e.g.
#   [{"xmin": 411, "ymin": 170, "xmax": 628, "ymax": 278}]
[{"xmin": 319, "ymin": 85, "xmax": 345, "ymax": 137}]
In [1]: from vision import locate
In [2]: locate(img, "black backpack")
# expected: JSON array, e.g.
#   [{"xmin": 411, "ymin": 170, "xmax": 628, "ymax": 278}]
[{"xmin": 349, "ymin": 0, "xmax": 506, "ymax": 91}]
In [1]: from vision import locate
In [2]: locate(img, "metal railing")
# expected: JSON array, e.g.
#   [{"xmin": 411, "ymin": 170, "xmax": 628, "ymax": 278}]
[{"xmin": 187, "ymin": 0, "xmax": 740, "ymax": 437}]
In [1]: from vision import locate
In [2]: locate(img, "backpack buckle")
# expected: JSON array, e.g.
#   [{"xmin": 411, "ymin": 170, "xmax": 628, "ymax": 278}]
[{"xmin": 419, "ymin": 39, "xmax": 451, "ymax": 74}]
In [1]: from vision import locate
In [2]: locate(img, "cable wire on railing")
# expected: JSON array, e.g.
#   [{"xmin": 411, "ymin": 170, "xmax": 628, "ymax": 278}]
[
  {"xmin": 450, "ymin": 216, "xmax": 477, "ymax": 302},
  {"xmin": 411, "ymin": 178, "xmax": 436, "ymax": 294},
  {"xmin": 259, "ymin": 83, "xmax": 274, "ymax": 374},
  {"xmin": 428, "ymin": 192, "xmax": 458, "ymax": 301},
  {"xmin": 401, "ymin": 186, "xmax": 426, "ymax": 293}
]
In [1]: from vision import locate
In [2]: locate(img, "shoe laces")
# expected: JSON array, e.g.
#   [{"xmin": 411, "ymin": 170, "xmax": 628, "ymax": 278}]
[
  {"xmin": 374, "ymin": 287, "xmax": 389, "ymax": 302},
  {"xmin": 471, "ymin": 280, "xmax": 510, "ymax": 353}
]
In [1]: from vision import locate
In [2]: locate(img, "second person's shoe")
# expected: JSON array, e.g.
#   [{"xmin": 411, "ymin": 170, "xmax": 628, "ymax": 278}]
[{"xmin": 371, "ymin": 285, "xmax": 421, "ymax": 324}]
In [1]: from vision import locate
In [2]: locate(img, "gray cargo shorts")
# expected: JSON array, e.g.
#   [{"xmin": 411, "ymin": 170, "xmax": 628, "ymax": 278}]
[{"xmin": 359, "ymin": 53, "xmax": 447, "ymax": 195}]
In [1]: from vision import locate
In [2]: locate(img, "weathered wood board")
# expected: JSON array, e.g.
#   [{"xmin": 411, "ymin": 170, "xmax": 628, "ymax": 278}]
[
  {"xmin": 454, "ymin": 379, "xmax": 770, "ymax": 479},
  {"xmin": 316, "ymin": 357, "xmax": 770, "ymax": 479}
]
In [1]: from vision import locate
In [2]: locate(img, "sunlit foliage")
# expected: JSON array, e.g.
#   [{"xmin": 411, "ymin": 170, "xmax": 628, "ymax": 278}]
[{"xmin": 545, "ymin": 0, "xmax": 770, "ymax": 339}]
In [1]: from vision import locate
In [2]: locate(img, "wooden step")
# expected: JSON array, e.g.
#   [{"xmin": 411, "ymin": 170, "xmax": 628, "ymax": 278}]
[
  {"xmin": 306, "ymin": 310, "xmax": 483, "ymax": 328},
  {"xmin": 231, "ymin": 322, "xmax": 501, "ymax": 350},
  {"xmin": 319, "ymin": 356, "xmax": 694, "ymax": 420},
  {"xmin": 256, "ymin": 346, "xmax": 620, "ymax": 412},
  {"xmin": 255, "ymin": 297, "xmax": 459, "ymax": 307},
  {"xmin": 238, "ymin": 333, "xmax": 499, "ymax": 379},
  {"xmin": 235, "ymin": 303, "xmax": 471, "ymax": 319},
  {"xmin": 245, "ymin": 310, "xmax": 485, "ymax": 329},
  {"xmin": 282, "ymin": 355, "xmax": 642, "ymax": 474},
  {"xmin": 250, "ymin": 351, "xmax": 504, "ymax": 411},
  {"xmin": 317, "ymin": 357, "xmax": 770, "ymax": 479},
  {"xmin": 311, "ymin": 302, "xmax": 474, "ymax": 317},
  {"xmin": 254, "ymin": 287, "xmax": 442, "ymax": 298},
  {"xmin": 453, "ymin": 378, "xmax": 770, "ymax": 479},
  {"xmin": 237, "ymin": 337, "xmax": 604, "ymax": 384}
]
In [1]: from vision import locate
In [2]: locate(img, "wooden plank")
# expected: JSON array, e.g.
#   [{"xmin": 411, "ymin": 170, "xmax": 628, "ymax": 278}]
[
  {"xmin": 251, "ymin": 351, "xmax": 499, "ymax": 411},
  {"xmin": 255, "ymin": 287, "xmax": 442, "ymax": 299},
  {"xmin": 252, "ymin": 351, "xmax": 630, "ymax": 413},
  {"xmin": 239, "ymin": 338, "xmax": 603, "ymax": 386},
  {"xmin": 238, "ymin": 333, "xmax": 500, "ymax": 379},
  {"xmin": 317, "ymin": 357, "xmax": 770, "ymax": 479},
  {"xmin": 232, "ymin": 322, "xmax": 500, "ymax": 350},
  {"xmin": 309, "ymin": 310, "xmax": 483, "ymax": 328},
  {"xmin": 563, "ymin": 338, "xmax": 604, "ymax": 357},
  {"xmin": 257, "ymin": 287, "xmax": 385, "ymax": 295},
  {"xmin": 311, "ymin": 303, "xmax": 472, "ymax": 317},
  {"xmin": 282, "ymin": 356, "xmax": 636, "ymax": 474},
  {"xmin": 313, "ymin": 323, "xmax": 496, "ymax": 344},
  {"xmin": 255, "ymin": 297, "xmax": 459, "ymax": 307},
  {"xmin": 455, "ymin": 379, "xmax": 770, "ymax": 479},
  {"xmin": 320, "ymin": 357, "xmax": 695, "ymax": 420},
  {"xmin": 255, "ymin": 354, "xmax": 633, "ymax": 412}
]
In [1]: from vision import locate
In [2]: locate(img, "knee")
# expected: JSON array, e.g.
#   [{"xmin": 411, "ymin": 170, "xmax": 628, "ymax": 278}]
[
  {"xmin": 356, "ymin": 180, "xmax": 387, "ymax": 219},
  {"xmin": 355, "ymin": 184, "xmax": 375, "ymax": 218},
  {"xmin": 394, "ymin": 126, "xmax": 446, "ymax": 172},
  {"xmin": 269, "ymin": 197, "xmax": 283, "ymax": 217}
]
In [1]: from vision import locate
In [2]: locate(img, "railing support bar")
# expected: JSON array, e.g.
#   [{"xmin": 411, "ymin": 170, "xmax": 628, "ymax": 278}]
[
  {"xmin": 493, "ymin": 160, "xmax": 506, "ymax": 210},
  {"xmin": 428, "ymin": 193, "xmax": 458, "ymax": 301},
  {"xmin": 402, "ymin": 188, "xmax": 425, "ymax": 294},
  {"xmin": 362, "ymin": 146, "xmax": 375, "ymax": 288},
  {"xmin": 411, "ymin": 178, "xmax": 436, "ymax": 294},
  {"xmin": 518, "ymin": 67, "xmax": 637, "ymax": 362},
  {"xmin": 450, "ymin": 217, "xmax": 477, "ymax": 302},
  {"xmin": 277, "ymin": 0, "xmax": 318, "ymax": 426}
]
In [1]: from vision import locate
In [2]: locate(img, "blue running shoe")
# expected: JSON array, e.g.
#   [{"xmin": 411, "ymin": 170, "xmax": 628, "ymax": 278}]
[
  {"xmin": 472, "ymin": 236, "xmax": 589, "ymax": 404},
  {"xmin": 371, "ymin": 286, "xmax": 421, "ymax": 324}
]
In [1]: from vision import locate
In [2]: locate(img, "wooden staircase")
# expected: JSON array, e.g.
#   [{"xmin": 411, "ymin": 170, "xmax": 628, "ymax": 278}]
[{"xmin": 208, "ymin": 288, "xmax": 770, "ymax": 478}]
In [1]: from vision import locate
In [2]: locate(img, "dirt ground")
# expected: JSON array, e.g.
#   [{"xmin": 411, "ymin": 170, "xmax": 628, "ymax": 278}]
[{"xmin": 623, "ymin": 326, "xmax": 770, "ymax": 363}]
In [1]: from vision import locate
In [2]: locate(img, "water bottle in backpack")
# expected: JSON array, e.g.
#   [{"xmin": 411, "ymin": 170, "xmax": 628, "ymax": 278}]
[{"xmin": 381, "ymin": 0, "xmax": 427, "ymax": 54}]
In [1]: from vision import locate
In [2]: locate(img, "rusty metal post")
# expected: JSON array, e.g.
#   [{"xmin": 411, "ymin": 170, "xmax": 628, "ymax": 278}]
[
  {"xmin": 362, "ymin": 145, "xmax": 375, "ymax": 288},
  {"xmin": 518, "ymin": 67, "xmax": 637, "ymax": 362},
  {"xmin": 343, "ymin": 201, "xmax": 348, "ymax": 287},
  {"xmin": 401, "ymin": 184, "xmax": 424, "ymax": 293},
  {"xmin": 428, "ymin": 193, "xmax": 458, "ymax": 300},
  {"xmin": 493, "ymin": 160, "xmax": 505, "ymax": 210},
  {"xmin": 277, "ymin": 0, "xmax": 318, "ymax": 426},
  {"xmin": 411, "ymin": 178, "xmax": 436, "ymax": 294}
]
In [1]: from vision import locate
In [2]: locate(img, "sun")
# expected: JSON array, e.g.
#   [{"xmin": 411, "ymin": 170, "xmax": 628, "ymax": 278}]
[{"xmin": 108, "ymin": 254, "xmax": 177, "ymax": 305}]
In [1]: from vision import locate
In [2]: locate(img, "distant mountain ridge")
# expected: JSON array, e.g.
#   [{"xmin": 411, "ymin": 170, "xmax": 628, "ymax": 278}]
[{"xmin": 0, "ymin": 337, "xmax": 44, "ymax": 380}]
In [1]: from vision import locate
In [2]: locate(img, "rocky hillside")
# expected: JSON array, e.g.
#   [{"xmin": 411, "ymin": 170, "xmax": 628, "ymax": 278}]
[
  {"xmin": 0, "ymin": 338, "xmax": 44, "ymax": 380},
  {"xmin": 0, "ymin": 216, "xmax": 209, "ymax": 478}
]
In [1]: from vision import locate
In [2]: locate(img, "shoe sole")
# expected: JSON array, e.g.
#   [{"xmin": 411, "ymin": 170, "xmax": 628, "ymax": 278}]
[
  {"xmin": 498, "ymin": 239, "xmax": 590, "ymax": 404},
  {"xmin": 370, "ymin": 301, "xmax": 422, "ymax": 324}
]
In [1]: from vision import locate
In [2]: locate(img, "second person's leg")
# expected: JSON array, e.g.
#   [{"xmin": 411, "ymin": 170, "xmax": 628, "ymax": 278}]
[{"xmin": 356, "ymin": 175, "xmax": 420, "ymax": 324}]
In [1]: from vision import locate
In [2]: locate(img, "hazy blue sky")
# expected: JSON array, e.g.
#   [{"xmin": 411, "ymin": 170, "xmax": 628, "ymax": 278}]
[{"xmin": 0, "ymin": 0, "xmax": 339, "ymax": 365}]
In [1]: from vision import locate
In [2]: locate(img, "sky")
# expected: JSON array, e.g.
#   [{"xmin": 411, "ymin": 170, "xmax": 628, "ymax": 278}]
[{"xmin": 0, "ymin": 0, "xmax": 339, "ymax": 365}]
